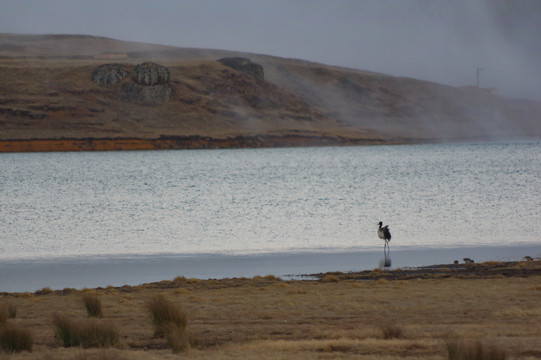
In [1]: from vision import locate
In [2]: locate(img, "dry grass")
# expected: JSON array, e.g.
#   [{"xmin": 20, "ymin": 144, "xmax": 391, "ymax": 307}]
[
  {"xmin": 0, "ymin": 264, "xmax": 540, "ymax": 359},
  {"xmin": 145, "ymin": 295, "xmax": 192, "ymax": 352},
  {"xmin": 82, "ymin": 293, "xmax": 103, "ymax": 318},
  {"xmin": 52, "ymin": 313, "xmax": 118, "ymax": 348},
  {"xmin": 381, "ymin": 323, "xmax": 405, "ymax": 339},
  {"xmin": 163, "ymin": 323, "xmax": 191, "ymax": 353},
  {"xmin": 0, "ymin": 322, "xmax": 33, "ymax": 353},
  {"xmin": 0, "ymin": 302, "xmax": 16, "ymax": 331},
  {"xmin": 321, "ymin": 274, "xmax": 340, "ymax": 282},
  {"xmin": 446, "ymin": 339, "xmax": 507, "ymax": 360},
  {"xmin": 0, "ymin": 303, "xmax": 17, "ymax": 320},
  {"xmin": 146, "ymin": 295, "xmax": 187, "ymax": 338}
]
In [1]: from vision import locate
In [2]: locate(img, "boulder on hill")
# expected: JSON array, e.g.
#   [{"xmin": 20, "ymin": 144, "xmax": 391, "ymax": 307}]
[
  {"xmin": 133, "ymin": 62, "xmax": 170, "ymax": 85},
  {"xmin": 91, "ymin": 62, "xmax": 172, "ymax": 103},
  {"xmin": 217, "ymin": 57, "xmax": 264, "ymax": 82},
  {"xmin": 91, "ymin": 63, "xmax": 130, "ymax": 86}
]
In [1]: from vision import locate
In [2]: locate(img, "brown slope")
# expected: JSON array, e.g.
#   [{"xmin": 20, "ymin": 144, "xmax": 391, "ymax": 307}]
[
  {"xmin": 0, "ymin": 57, "xmax": 360, "ymax": 139},
  {"xmin": 257, "ymin": 59, "xmax": 541, "ymax": 140},
  {"xmin": 1, "ymin": 34, "xmax": 540, "ymax": 152}
]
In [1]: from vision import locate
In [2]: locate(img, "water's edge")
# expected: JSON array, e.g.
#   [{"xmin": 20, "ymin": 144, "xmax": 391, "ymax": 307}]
[{"xmin": 1, "ymin": 244, "xmax": 539, "ymax": 293}]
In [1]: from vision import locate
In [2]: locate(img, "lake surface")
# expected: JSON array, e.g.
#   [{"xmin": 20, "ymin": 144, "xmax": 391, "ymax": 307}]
[{"xmin": 1, "ymin": 142, "xmax": 540, "ymax": 261}]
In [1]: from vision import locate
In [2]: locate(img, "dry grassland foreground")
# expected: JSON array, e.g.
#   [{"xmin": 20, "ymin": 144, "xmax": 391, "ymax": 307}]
[{"xmin": 1, "ymin": 261, "xmax": 541, "ymax": 359}]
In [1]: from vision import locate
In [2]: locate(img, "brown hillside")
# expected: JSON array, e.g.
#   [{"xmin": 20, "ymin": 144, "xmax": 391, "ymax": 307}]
[{"xmin": 1, "ymin": 34, "xmax": 540, "ymax": 151}]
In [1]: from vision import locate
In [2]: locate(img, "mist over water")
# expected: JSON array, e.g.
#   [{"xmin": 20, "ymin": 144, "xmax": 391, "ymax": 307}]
[{"xmin": 1, "ymin": 142, "xmax": 540, "ymax": 261}]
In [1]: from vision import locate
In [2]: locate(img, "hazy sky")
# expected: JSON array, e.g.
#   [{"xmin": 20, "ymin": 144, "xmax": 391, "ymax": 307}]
[{"xmin": 1, "ymin": 0, "xmax": 540, "ymax": 100}]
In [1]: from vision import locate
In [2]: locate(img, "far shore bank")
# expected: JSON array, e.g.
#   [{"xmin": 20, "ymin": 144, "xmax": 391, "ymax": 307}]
[
  {"xmin": 2, "ymin": 136, "xmax": 538, "ymax": 153},
  {"xmin": 0, "ymin": 135, "xmax": 398, "ymax": 153}
]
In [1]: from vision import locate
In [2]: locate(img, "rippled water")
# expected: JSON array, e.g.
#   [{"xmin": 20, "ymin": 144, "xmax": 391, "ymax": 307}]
[{"xmin": 1, "ymin": 142, "xmax": 540, "ymax": 260}]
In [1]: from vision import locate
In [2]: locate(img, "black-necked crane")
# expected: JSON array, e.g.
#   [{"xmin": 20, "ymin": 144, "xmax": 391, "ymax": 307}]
[{"xmin": 378, "ymin": 221, "xmax": 391, "ymax": 260}]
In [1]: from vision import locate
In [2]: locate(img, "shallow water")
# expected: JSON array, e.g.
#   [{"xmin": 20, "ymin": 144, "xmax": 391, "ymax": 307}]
[
  {"xmin": 1, "ymin": 142, "xmax": 540, "ymax": 260},
  {"xmin": 1, "ymin": 245, "xmax": 539, "ymax": 292}
]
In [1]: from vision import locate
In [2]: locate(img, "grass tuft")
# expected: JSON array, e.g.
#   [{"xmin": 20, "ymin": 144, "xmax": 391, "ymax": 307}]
[
  {"xmin": 0, "ymin": 322, "xmax": 33, "ymax": 353},
  {"xmin": 146, "ymin": 295, "xmax": 187, "ymax": 338},
  {"xmin": 447, "ymin": 339, "xmax": 507, "ymax": 360},
  {"xmin": 381, "ymin": 323, "xmax": 404, "ymax": 339},
  {"xmin": 52, "ymin": 313, "xmax": 118, "ymax": 348},
  {"xmin": 82, "ymin": 292, "xmax": 103, "ymax": 318},
  {"xmin": 0, "ymin": 303, "xmax": 17, "ymax": 321},
  {"xmin": 164, "ymin": 323, "xmax": 191, "ymax": 353},
  {"xmin": 53, "ymin": 313, "xmax": 76, "ymax": 347},
  {"xmin": 7, "ymin": 304, "xmax": 17, "ymax": 319},
  {"xmin": 0, "ymin": 310, "xmax": 7, "ymax": 326}
]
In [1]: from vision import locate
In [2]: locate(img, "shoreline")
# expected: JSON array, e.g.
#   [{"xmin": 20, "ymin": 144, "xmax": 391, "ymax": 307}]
[
  {"xmin": 1, "ymin": 244, "xmax": 539, "ymax": 293},
  {"xmin": 1, "ymin": 136, "xmax": 537, "ymax": 153},
  {"xmin": 0, "ymin": 135, "xmax": 396, "ymax": 153}
]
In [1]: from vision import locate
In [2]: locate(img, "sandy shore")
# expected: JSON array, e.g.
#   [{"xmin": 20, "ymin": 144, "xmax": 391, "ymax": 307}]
[{"xmin": 1, "ymin": 244, "xmax": 538, "ymax": 293}]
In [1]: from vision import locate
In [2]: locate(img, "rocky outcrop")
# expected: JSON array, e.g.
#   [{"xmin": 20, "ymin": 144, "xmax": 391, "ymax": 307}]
[
  {"xmin": 217, "ymin": 57, "xmax": 264, "ymax": 82},
  {"xmin": 133, "ymin": 62, "xmax": 170, "ymax": 85},
  {"xmin": 91, "ymin": 62, "xmax": 171, "ymax": 102},
  {"xmin": 91, "ymin": 63, "xmax": 130, "ymax": 86},
  {"xmin": 121, "ymin": 82, "xmax": 172, "ymax": 103}
]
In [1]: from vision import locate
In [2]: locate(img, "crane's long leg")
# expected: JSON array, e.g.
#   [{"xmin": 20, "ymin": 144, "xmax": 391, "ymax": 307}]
[{"xmin": 383, "ymin": 240, "xmax": 391, "ymax": 267}]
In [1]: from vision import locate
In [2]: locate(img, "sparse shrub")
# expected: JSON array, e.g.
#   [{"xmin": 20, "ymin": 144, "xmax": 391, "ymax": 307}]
[
  {"xmin": 52, "ymin": 313, "xmax": 118, "ymax": 348},
  {"xmin": 146, "ymin": 295, "xmax": 187, "ymax": 338},
  {"xmin": 381, "ymin": 323, "xmax": 404, "ymax": 339},
  {"xmin": 82, "ymin": 293, "xmax": 103, "ymax": 318},
  {"xmin": 0, "ymin": 322, "xmax": 33, "ymax": 353},
  {"xmin": 447, "ymin": 339, "xmax": 506, "ymax": 360}
]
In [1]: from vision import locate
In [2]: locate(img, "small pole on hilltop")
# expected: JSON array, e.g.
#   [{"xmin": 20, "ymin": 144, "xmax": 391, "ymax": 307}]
[{"xmin": 476, "ymin": 67, "xmax": 483, "ymax": 88}]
